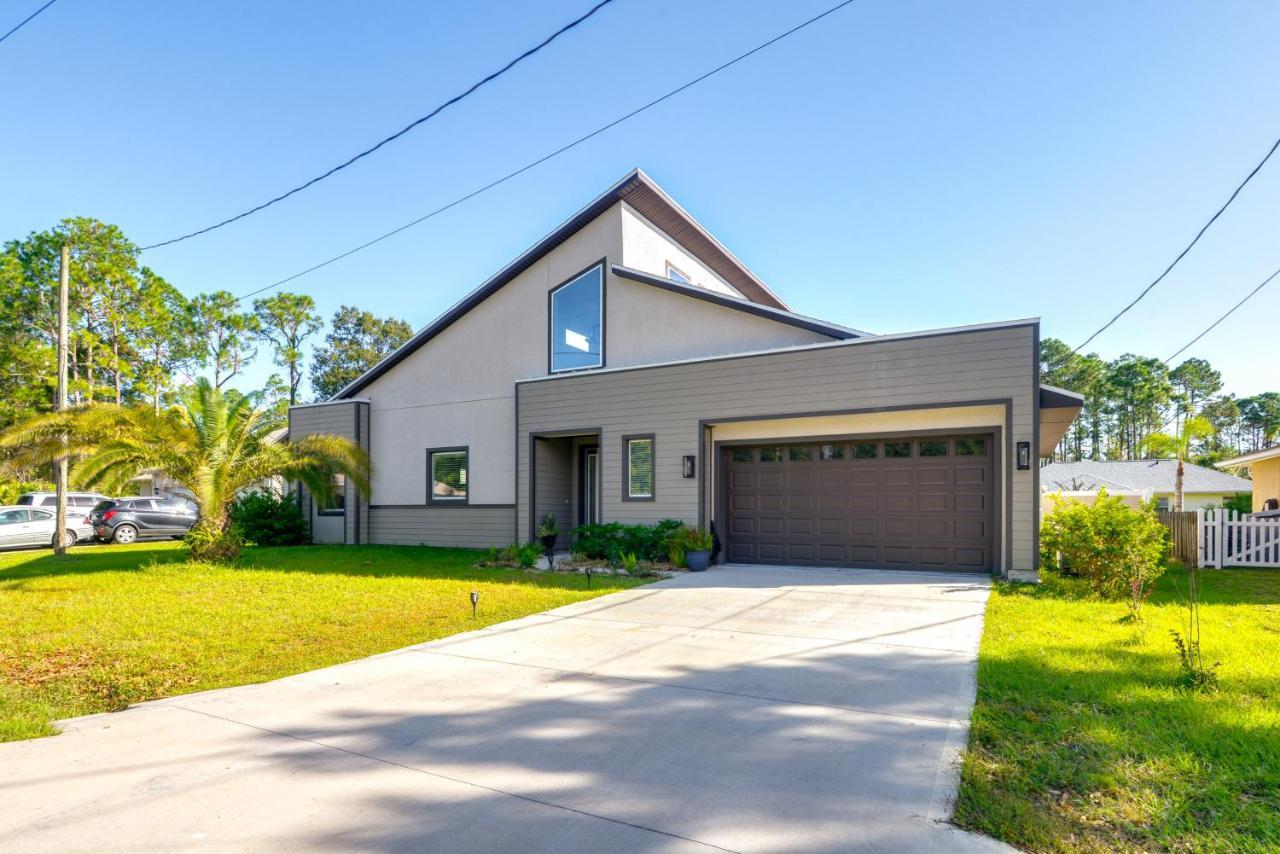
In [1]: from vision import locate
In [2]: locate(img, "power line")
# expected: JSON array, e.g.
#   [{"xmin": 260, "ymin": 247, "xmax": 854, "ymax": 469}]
[
  {"xmin": 1070, "ymin": 134, "xmax": 1280, "ymax": 355},
  {"xmin": 236, "ymin": 0, "xmax": 860, "ymax": 303},
  {"xmin": 0, "ymin": 0, "xmax": 58, "ymax": 46},
  {"xmin": 1165, "ymin": 266, "xmax": 1280, "ymax": 363},
  {"xmin": 141, "ymin": 0, "xmax": 620, "ymax": 251}
]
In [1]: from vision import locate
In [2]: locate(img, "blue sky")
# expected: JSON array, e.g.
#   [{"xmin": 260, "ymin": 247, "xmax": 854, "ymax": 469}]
[{"xmin": 3, "ymin": 0, "xmax": 1277, "ymax": 399}]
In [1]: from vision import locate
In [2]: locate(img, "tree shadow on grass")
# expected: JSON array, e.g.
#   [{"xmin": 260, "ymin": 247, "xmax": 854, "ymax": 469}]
[{"xmin": 0, "ymin": 545, "xmax": 189, "ymax": 586}]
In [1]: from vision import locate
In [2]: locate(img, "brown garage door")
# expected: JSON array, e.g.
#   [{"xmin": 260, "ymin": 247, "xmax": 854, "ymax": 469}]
[{"xmin": 724, "ymin": 435, "xmax": 995, "ymax": 571}]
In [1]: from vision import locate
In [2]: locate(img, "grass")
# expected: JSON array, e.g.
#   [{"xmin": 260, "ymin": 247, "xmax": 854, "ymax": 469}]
[
  {"xmin": 0, "ymin": 541, "xmax": 648, "ymax": 743},
  {"xmin": 955, "ymin": 565, "xmax": 1280, "ymax": 852}
]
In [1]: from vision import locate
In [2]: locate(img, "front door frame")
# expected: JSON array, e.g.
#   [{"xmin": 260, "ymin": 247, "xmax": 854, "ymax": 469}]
[{"xmin": 578, "ymin": 443, "xmax": 601, "ymax": 528}]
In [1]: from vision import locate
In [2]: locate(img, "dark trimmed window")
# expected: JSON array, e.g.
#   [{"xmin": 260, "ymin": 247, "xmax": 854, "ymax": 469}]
[
  {"xmin": 956, "ymin": 438, "xmax": 987, "ymax": 456},
  {"xmin": 820, "ymin": 444, "xmax": 844, "ymax": 460},
  {"xmin": 550, "ymin": 264, "xmax": 603, "ymax": 373},
  {"xmin": 789, "ymin": 445, "xmax": 814, "ymax": 462},
  {"xmin": 852, "ymin": 443, "xmax": 877, "ymax": 459},
  {"xmin": 731, "ymin": 447, "xmax": 754, "ymax": 463},
  {"xmin": 625, "ymin": 436, "xmax": 654, "ymax": 500},
  {"xmin": 884, "ymin": 442, "xmax": 912, "ymax": 458},
  {"xmin": 920, "ymin": 440, "xmax": 948, "ymax": 457},
  {"xmin": 429, "ymin": 449, "xmax": 468, "ymax": 503},
  {"xmin": 319, "ymin": 473, "xmax": 346, "ymax": 515},
  {"xmin": 759, "ymin": 447, "xmax": 783, "ymax": 462}
]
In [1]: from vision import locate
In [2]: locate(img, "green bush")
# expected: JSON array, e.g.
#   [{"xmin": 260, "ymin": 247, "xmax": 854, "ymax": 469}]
[
  {"xmin": 1040, "ymin": 489, "xmax": 1170, "ymax": 619},
  {"xmin": 0, "ymin": 478, "xmax": 54, "ymax": 505},
  {"xmin": 228, "ymin": 490, "xmax": 309, "ymax": 546},
  {"xmin": 481, "ymin": 542, "xmax": 542, "ymax": 569},
  {"xmin": 572, "ymin": 519, "xmax": 683, "ymax": 562}
]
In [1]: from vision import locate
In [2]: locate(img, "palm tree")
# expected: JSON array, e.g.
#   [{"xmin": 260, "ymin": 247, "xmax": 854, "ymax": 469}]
[
  {"xmin": 0, "ymin": 379, "xmax": 368, "ymax": 537},
  {"xmin": 1144, "ymin": 415, "xmax": 1213, "ymax": 512}
]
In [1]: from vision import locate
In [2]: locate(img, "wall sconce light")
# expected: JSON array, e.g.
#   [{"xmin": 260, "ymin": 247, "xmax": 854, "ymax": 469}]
[
  {"xmin": 1016, "ymin": 441, "xmax": 1031, "ymax": 471},
  {"xmin": 682, "ymin": 455, "xmax": 696, "ymax": 478}
]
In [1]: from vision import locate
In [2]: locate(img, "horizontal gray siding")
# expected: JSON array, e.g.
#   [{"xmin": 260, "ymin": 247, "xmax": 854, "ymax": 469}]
[
  {"xmin": 517, "ymin": 325, "xmax": 1037, "ymax": 571},
  {"xmin": 288, "ymin": 401, "xmax": 369, "ymax": 545},
  {"xmin": 367, "ymin": 506, "xmax": 515, "ymax": 549}
]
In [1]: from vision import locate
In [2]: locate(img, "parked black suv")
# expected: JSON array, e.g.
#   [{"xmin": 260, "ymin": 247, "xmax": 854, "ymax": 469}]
[{"xmin": 90, "ymin": 496, "xmax": 198, "ymax": 544}]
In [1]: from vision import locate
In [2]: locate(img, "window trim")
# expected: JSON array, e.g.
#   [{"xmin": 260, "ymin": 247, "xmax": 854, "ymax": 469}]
[
  {"xmin": 317, "ymin": 473, "xmax": 347, "ymax": 516},
  {"xmin": 621, "ymin": 433, "xmax": 655, "ymax": 502},
  {"xmin": 547, "ymin": 259, "xmax": 606, "ymax": 375},
  {"xmin": 665, "ymin": 261, "xmax": 691, "ymax": 284},
  {"xmin": 427, "ymin": 446, "xmax": 470, "ymax": 506}
]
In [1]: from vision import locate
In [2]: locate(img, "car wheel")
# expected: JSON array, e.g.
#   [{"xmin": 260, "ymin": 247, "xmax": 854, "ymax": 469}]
[
  {"xmin": 112, "ymin": 525, "xmax": 138, "ymax": 545},
  {"xmin": 52, "ymin": 530, "xmax": 76, "ymax": 549}
]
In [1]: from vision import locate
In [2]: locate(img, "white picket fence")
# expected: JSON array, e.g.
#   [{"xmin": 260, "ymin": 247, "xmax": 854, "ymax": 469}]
[{"xmin": 1197, "ymin": 509, "xmax": 1280, "ymax": 568}]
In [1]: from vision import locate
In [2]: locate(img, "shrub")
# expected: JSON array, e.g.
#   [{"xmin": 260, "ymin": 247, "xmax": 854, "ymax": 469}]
[
  {"xmin": 0, "ymin": 478, "xmax": 54, "ymax": 505},
  {"xmin": 621, "ymin": 552, "xmax": 639, "ymax": 574},
  {"xmin": 1221, "ymin": 493, "xmax": 1252, "ymax": 515},
  {"xmin": 536, "ymin": 513, "xmax": 559, "ymax": 539},
  {"xmin": 480, "ymin": 542, "xmax": 542, "ymax": 569},
  {"xmin": 571, "ymin": 519, "xmax": 683, "ymax": 562},
  {"xmin": 185, "ymin": 524, "xmax": 244, "ymax": 563},
  {"xmin": 229, "ymin": 490, "xmax": 309, "ymax": 546},
  {"xmin": 1040, "ymin": 489, "xmax": 1170, "ymax": 620}
]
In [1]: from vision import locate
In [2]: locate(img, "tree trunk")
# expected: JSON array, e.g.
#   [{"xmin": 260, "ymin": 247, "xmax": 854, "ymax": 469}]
[{"xmin": 113, "ymin": 334, "xmax": 122, "ymax": 404}]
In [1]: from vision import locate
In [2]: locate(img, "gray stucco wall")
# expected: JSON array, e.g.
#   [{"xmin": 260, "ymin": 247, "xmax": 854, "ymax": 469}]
[{"xmin": 516, "ymin": 322, "xmax": 1039, "ymax": 572}]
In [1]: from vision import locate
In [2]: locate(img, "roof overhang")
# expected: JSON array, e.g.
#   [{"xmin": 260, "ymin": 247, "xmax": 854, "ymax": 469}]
[
  {"xmin": 610, "ymin": 264, "xmax": 868, "ymax": 339},
  {"xmin": 1216, "ymin": 445, "xmax": 1280, "ymax": 469},
  {"xmin": 333, "ymin": 169, "xmax": 790, "ymax": 400},
  {"xmin": 1039, "ymin": 384, "xmax": 1084, "ymax": 456}
]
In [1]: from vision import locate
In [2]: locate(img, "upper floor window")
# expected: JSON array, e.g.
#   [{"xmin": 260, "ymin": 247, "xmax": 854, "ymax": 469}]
[
  {"xmin": 550, "ymin": 263, "xmax": 603, "ymax": 373},
  {"xmin": 665, "ymin": 262, "xmax": 690, "ymax": 284}
]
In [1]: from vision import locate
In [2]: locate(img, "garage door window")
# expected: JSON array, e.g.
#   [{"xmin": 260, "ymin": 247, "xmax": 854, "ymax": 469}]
[
  {"xmin": 956, "ymin": 437, "xmax": 987, "ymax": 456},
  {"xmin": 885, "ymin": 441, "xmax": 912, "ymax": 458},
  {"xmin": 759, "ymin": 447, "xmax": 783, "ymax": 462},
  {"xmin": 731, "ymin": 447, "xmax": 753, "ymax": 463},
  {"xmin": 852, "ymin": 442, "xmax": 877, "ymax": 459},
  {"xmin": 789, "ymin": 445, "xmax": 814, "ymax": 462},
  {"xmin": 820, "ymin": 443, "xmax": 844, "ymax": 460},
  {"xmin": 920, "ymin": 440, "xmax": 949, "ymax": 456}
]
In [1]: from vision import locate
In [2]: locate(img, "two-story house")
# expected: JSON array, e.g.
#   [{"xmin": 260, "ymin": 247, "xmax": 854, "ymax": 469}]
[{"xmin": 289, "ymin": 169, "xmax": 1082, "ymax": 575}]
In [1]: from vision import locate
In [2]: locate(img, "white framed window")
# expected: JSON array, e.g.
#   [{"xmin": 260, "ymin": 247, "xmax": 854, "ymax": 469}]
[
  {"xmin": 623, "ymin": 434, "xmax": 655, "ymax": 501},
  {"xmin": 429, "ymin": 448, "xmax": 469, "ymax": 503},
  {"xmin": 665, "ymin": 262, "xmax": 690, "ymax": 284},
  {"xmin": 549, "ymin": 263, "xmax": 604, "ymax": 373}
]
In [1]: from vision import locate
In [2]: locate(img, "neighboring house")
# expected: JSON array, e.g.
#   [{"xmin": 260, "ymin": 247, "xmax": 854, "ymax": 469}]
[
  {"xmin": 289, "ymin": 169, "xmax": 1083, "ymax": 575},
  {"xmin": 1216, "ymin": 445, "xmax": 1280, "ymax": 514},
  {"xmin": 133, "ymin": 428, "xmax": 289, "ymax": 501},
  {"xmin": 1040, "ymin": 459, "xmax": 1252, "ymax": 511}
]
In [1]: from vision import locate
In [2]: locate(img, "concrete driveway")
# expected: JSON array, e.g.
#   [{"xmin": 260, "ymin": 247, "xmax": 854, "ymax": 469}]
[{"xmin": 0, "ymin": 564, "xmax": 1006, "ymax": 853}]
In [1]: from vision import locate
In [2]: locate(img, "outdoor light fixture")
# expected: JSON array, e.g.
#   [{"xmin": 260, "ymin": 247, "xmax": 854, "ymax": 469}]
[
  {"xmin": 469, "ymin": 590, "xmax": 479, "ymax": 618},
  {"xmin": 1017, "ymin": 441, "xmax": 1031, "ymax": 471},
  {"xmin": 682, "ymin": 455, "xmax": 696, "ymax": 478}
]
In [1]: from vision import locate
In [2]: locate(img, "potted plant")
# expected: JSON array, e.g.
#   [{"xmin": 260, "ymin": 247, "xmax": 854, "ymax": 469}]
[
  {"xmin": 536, "ymin": 513, "xmax": 559, "ymax": 556},
  {"xmin": 677, "ymin": 526, "xmax": 714, "ymax": 572}
]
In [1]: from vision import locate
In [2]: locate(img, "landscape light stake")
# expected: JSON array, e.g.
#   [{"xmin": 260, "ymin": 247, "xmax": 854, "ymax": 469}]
[
  {"xmin": 585, "ymin": 567, "xmax": 593, "ymax": 588},
  {"xmin": 470, "ymin": 590, "xmax": 479, "ymax": 618}
]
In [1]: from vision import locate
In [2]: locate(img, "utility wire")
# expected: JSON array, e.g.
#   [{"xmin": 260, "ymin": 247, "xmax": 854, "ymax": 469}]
[
  {"xmin": 235, "ymin": 0, "xmax": 859, "ymax": 303},
  {"xmin": 0, "ymin": 0, "xmax": 58, "ymax": 46},
  {"xmin": 1165, "ymin": 266, "xmax": 1280, "ymax": 363},
  {"xmin": 142, "ymin": 0, "xmax": 619, "ymax": 250},
  {"xmin": 1069, "ymin": 134, "xmax": 1280, "ymax": 355}
]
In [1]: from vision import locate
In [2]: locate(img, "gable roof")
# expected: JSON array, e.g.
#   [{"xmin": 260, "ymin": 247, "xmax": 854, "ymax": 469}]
[
  {"xmin": 336, "ymin": 169, "xmax": 789, "ymax": 399},
  {"xmin": 1041, "ymin": 460, "xmax": 1253, "ymax": 494}
]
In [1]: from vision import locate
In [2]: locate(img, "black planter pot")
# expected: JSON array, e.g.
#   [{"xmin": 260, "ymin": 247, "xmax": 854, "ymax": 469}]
[{"xmin": 539, "ymin": 534, "xmax": 558, "ymax": 555}]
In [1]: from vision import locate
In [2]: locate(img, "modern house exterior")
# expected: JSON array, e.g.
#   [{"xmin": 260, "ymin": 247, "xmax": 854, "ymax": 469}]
[
  {"xmin": 1040, "ymin": 459, "xmax": 1252, "ymax": 511},
  {"xmin": 1216, "ymin": 446, "xmax": 1280, "ymax": 514},
  {"xmin": 289, "ymin": 169, "xmax": 1082, "ymax": 575}
]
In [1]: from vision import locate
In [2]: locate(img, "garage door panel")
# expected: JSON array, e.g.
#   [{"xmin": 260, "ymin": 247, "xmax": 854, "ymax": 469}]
[{"xmin": 726, "ymin": 435, "xmax": 994, "ymax": 572}]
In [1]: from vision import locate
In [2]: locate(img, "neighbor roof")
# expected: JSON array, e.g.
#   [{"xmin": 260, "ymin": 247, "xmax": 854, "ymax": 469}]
[
  {"xmin": 1216, "ymin": 445, "xmax": 1280, "ymax": 469},
  {"xmin": 1041, "ymin": 460, "xmax": 1253, "ymax": 494},
  {"xmin": 336, "ymin": 169, "xmax": 789, "ymax": 399}
]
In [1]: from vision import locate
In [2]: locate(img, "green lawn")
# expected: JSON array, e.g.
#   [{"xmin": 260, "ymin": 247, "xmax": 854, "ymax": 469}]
[
  {"xmin": 955, "ymin": 565, "xmax": 1280, "ymax": 852},
  {"xmin": 0, "ymin": 541, "xmax": 647, "ymax": 742}
]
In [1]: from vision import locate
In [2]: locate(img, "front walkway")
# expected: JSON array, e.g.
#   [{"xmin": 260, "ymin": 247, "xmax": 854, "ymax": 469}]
[{"xmin": 0, "ymin": 565, "xmax": 1008, "ymax": 853}]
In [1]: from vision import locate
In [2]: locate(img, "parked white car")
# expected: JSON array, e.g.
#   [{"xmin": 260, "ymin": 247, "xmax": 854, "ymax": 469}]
[{"xmin": 0, "ymin": 505, "xmax": 95, "ymax": 550}]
